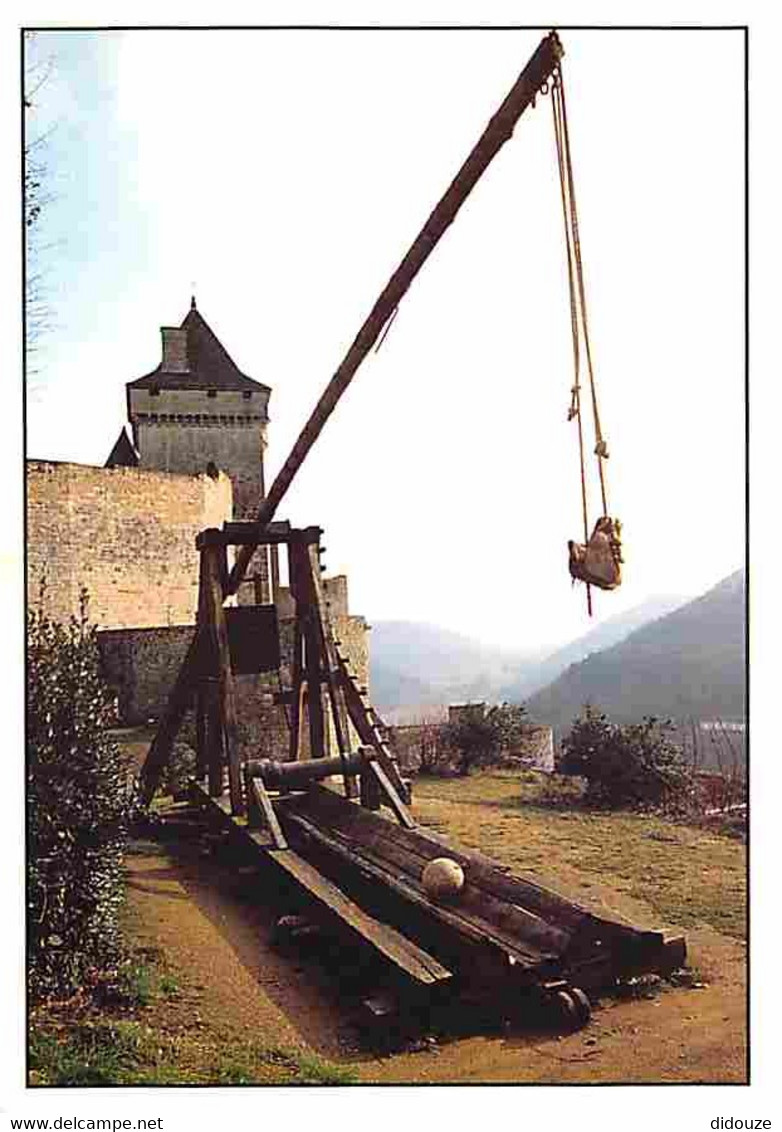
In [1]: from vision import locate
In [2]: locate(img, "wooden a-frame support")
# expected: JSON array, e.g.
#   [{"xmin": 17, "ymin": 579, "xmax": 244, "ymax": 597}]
[{"xmin": 139, "ymin": 521, "xmax": 413, "ymax": 831}]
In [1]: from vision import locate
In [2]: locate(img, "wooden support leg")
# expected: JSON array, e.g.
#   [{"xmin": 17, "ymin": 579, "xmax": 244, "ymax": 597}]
[
  {"xmin": 205, "ymin": 681, "xmax": 224, "ymax": 799},
  {"xmin": 288, "ymin": 622, "xmax": 304, "ymax": 762},
  {"xmin": 303, "ymin": 542, "xmax": 357, "ymax": 797},
  {"xmin": 303, "ymin": 619, "xmax": 326, "ymax": 759},
  {"xmin": 359, "ymin": 749, "xmax": 382, "ymax": 811},
  {"xmin": 203, "ymin": 544, "xmax": 244, "ymax": 815},
  {"xmin": 195, "ymin": 687, "xmax": 207, "ymax": 781},
  {"xmin": 289, "ymin": 540, "xmax": 326, "ymax": 760},
  {"xmin": 244, "ymin": 764, "xmax": 261, "ymax": 829}
]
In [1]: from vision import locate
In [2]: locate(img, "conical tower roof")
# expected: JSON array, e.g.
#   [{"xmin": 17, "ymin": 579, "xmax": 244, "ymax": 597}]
[
  {"xmin": 127, "ymin": 299, "xmax": 270, "ymax": 394},
  {"xmin": 105, "ymin": 426, "xmax": 139, "ymax": 468}
]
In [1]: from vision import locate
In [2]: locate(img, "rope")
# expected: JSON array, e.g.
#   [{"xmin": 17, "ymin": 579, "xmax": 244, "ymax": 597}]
[
  {"xmin": 557, "ymin": 70, "xmax": 609, "ymax": 515},
  {"xmin": 551, "ymin": 73, "xmax": 592, "ymax": 615}
]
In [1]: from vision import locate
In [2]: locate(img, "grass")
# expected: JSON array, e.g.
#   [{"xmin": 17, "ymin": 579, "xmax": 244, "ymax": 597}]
[
  {"xmin": 412, "ymin": 770, "xmax": 747, "ymax": 940},
  {"xmin": 29, "ymin": 1016, "xmax": 358, "ymax": 1086},
  {"xmin": 29, "ymin": 940, "xmax": 358, "ymax": 1087}
]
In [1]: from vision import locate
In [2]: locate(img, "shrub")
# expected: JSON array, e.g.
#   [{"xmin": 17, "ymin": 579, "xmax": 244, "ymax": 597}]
[
  {"xmin": 445, "ymin": 703, "xmax": 528, "ymax": 777},
  {"xmin": 558, "ymin": 707, "xmax": 691, "ymax": 809},
  {"xmin": 28, "ymin": 593, "xmax": 135, "ymax": 1002},
  {"xmin": 161, "ymin": 742, "xmax": 196, "ymax": 799}
]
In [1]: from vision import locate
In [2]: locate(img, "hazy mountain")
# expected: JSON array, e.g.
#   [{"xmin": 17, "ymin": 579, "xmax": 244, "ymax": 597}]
[
  {"xmin": 523, "ymin": 569, "xmax": 746, "ymax": 731},
  {"xmin": 499, "ymin": 594, "xmax": 689, "ymax": 701},
  {"xmin": 369, "ymin": 620, "xmax": 540, "ymax": 714},
  {"xmin": 369, "ymin": 664, "xmax": 440, "ymax": 713}
]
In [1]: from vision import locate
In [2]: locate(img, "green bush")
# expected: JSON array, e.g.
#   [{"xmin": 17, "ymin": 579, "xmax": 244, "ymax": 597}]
[
  {"xmin": 161, "ymin": 742, "xmax": 196, "ymax": 799},
  {"xmin": 558, "ymin": 707, "xmax": 691, "ymax": 809},
  {"xmin": 27, "ymin": 594, "xmax": 135, "ymax": 1002},
  {"xmin": 445, "ymin": 703, "xmax": 528, "ymax": 776}
]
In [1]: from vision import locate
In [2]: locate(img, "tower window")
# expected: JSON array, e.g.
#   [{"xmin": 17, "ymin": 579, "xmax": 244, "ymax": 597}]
[
  {"xmin": 242, "ymin": 391, "xmax": 252, "ymax": 400},
  {"xmin": 207, "ymin": 389, "xmax": 217, "ymax": 399},
  {"xmin": 149, "ymin": 386, "xmax": 160, "ymax": 397}
]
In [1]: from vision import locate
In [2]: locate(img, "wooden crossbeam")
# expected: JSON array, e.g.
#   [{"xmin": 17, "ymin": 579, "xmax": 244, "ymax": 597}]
[{"xmin": 198, "ymin": 522, "xmax": 319, "ymax": 548}]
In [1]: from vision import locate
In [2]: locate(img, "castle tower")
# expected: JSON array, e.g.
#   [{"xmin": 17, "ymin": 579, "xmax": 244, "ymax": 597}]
[{"xmin": 125, "ymin": 298, "xmax": 272, "ymax": 598}]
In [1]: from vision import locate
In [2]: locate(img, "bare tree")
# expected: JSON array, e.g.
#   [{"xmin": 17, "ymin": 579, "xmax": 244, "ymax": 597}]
[{"xmin": 24, "ymin": 34, "xmax": 55, "ymax": 369}]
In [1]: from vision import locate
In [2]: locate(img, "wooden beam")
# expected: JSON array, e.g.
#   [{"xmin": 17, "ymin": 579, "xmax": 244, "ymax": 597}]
[
  {"xmin": 197, "ymin": 522, "xmax": 320, "ymax": 550},
  {"xmin": 288, "ymin": 541, "xmax": 326, "ymax": 760},
  {"xmin": 205, "ymin": 681, "xmax": 224, "ymax": 798},
  {"xmin": 366, "ymin": 758, "xmax": 415, "ymax": 829},
  {"xmin": 203, "ymin": 544, "xmax": 244, "ymax": 814},
  {"xmin": 303, "ymin": 619, "xmax": 326, "ymax": 760},
  {"xmin": 288, "ymin": 621, "xmax": 304, "ymax": 762},
  {"xmin": 248, "ymin": 776, "xmax": 288, "ymax": 851},
  {"xmin": 266, "ymin": 848, "xmax": 452, "ymax": 985},
  {"xmin": 304, "ymin": 544, "xmax": 355, "ymax": 797},
  {"xmin": 195, "ymin": 687, "xmax": 207, "ymax": 781},
  {"xmin": 278, "ymin": 805, "xmax": 530, "ymax": 965},
  {"xmin": 191, "ymin": 781, "xmax": 451, "ymax": 984},
  {"xmin": 360, "ymin": 755, "xmax": 382, "ymax": 811}
]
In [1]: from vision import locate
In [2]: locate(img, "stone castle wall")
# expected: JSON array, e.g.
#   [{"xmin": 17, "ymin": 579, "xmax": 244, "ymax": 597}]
[
  {"xmin": 26, "ymin": 461, "xmax": 232, "ymax": 629},
  {"xmin": 97, "ymin": 599, "xmax": 370, "ymax": 761}
]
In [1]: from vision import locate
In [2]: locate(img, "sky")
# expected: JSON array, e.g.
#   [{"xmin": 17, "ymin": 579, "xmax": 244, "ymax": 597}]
[{"xmin": 23, "ymin": 27, "xmax": 745, "ymax": 652}]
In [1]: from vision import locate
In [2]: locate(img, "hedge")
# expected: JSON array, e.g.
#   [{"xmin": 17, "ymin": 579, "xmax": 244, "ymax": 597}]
[{"xmin": 27, "ymin": 595, "xmax": 134, "ymax": 1002}]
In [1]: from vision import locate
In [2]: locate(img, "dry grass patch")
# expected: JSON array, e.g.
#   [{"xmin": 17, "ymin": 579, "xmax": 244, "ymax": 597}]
[{"xmin": 412, "ymin": 771, "xmax": 746, "ymax": 939}]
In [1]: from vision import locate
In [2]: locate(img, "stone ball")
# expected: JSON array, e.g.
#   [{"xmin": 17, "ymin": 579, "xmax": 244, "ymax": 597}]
[{"xmin": 422, "ymin": 857, "xmax": 465, "ymax": 901}]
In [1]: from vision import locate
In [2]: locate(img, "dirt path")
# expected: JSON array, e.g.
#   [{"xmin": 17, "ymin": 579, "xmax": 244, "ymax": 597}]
[{"xmin": 124, "ymin": 798, "xmax": 746, "ymax": 1085}]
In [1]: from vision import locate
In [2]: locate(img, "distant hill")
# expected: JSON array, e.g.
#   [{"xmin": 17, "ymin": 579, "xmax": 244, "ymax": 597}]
[
  {"xmin": 523, "ymin": 570, "xmax": 746, "ymax": 732},
  {"xmin": 370, "ymin": 664, "xmax": 440, "ymax": 714},
  {"xmin": 369, "ymin": 621, "xmax": 539, "ymax": 715},
  {"xmin": 499, "ymin": 594, "xmax": 688, "ymax": 702}
]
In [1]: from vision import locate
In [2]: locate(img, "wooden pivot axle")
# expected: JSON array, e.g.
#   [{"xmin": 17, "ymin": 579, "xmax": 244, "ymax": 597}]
[{"xmin": 246, "ymin": 751, "xmax": 364, "ymax": 789}]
